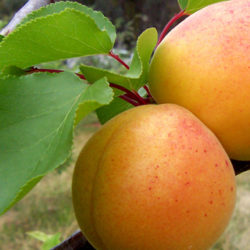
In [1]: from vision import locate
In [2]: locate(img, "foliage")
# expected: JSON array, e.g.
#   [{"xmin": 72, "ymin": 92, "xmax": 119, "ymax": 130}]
[
  {"xmin": 27, "ymin": 231, "xmax": 61, "ymax": 250},
  {"xmin": 178, "ymin": 0, "xmax": 228, "ymax": 14}
]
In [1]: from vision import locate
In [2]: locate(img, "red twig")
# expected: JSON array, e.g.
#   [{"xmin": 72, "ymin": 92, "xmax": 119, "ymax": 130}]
[
  {"xmin": 109, "ymin": 82, "xmax": 144, "ymax": 103},
  {"xmin": 143, "ymin": 85, "xmax": 152, "ymax": 98},
  {"xmin": 28, "ymin": 67, "xmax": 86, "ymax": 79},
  {"xmin": 132, "ymin": 90, "xmax": 147, "ymax": 105},
  {"xmin": 156, "ymin": 10, "xmax": 187, "ymax": 47},
  {"xmin": 109, "ymin": 82, "xmax": 133, "ymax": 96},
  {"xmin": 109, "ymin": 51, "xmax": 130, "ymax": 70},
  {"xmin": 119, "ymin": 94, "xmax": 140, "ymax": 106}
]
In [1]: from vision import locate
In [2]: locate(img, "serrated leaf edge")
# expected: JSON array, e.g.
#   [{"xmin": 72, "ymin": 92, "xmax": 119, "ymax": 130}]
[{"xmin": 0, "ymin": 8, "xmax": 113, "ymax": 57}]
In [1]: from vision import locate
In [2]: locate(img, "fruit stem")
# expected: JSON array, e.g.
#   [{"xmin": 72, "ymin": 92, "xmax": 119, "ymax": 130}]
[
  {"xmin": 156, "ymin": 9, "xmax": 187, "ymax": 47},
  {"xmin": 144, "ymin": 85, "xmax": 152, "ymax": 98},
  {"xmin": 119, "ymin": 94, "xmax": 140, "ymax": 106},
  {"xmin": 109, "ymin": 51, "xmax": 130, "ymax": 70},
  {"xmin": 132, "ymin": 90, "xmax": 148, "ymax": 104}
]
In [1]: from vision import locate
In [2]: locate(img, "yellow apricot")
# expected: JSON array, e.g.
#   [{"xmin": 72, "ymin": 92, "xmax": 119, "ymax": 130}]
[
  {"xmin": 149, "ymin": 0, "xmax": 250, "ymax": 160},
  {"xmin": 72, "ymin": 104, "xmax": 236, "ymax": 250}
]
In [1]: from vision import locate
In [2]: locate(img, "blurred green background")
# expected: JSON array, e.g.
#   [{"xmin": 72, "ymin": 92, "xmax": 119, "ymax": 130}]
[{"xmin": 0, "ymin": 1, "xmax": 249, "ymax": 249}]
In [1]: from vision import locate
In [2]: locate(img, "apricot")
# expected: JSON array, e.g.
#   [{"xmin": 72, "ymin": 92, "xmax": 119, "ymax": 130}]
[
  {"xmin": 72, "ymin": 104, "xmax": 236, "ymax": 250},
  {"xmin": 149, "ymin": 0, "xmax": 250, "ymax": 160}
]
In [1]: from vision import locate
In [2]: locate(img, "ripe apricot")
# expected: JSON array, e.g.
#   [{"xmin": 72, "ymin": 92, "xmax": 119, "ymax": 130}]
[
  {"xmin": 149, "ymin": 0, "xmax": 250, "ymax": 160},
  {"xmin": 72, "ymin": 104, "xmax": 236, "ymax": 250}
]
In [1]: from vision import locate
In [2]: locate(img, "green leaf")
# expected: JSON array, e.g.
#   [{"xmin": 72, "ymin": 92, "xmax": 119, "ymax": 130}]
[
  {"xmin": 178, "ymin": 0, "xmax": 227, "ymax": 14},
  {"xmin": 27, "ymin": 231, "xmax": 61, "ymax": 250},
  {"xmin": 96, "ymin": 97, "xmax": 133, "ymax": 124},
  {"xmin": 80, "ymin": 27, "xmax": 158, "ymax": 91},
  {"xmin": 0, "ymin": 72, "xmax": 113, "ymax": 214},
  {"xmin": 75, "ymin": 77, "xmax": 114, "ymax": 125},
  {"xmin": 0, "ymin": 35, "xmax": 4, "ymax": 42},
  {"xmin": 1, "ymin": 66, "xmax": 26, "ymax": 76},
  {"xmin": 20, "ymin": 1, "xmax": 116, "ymax": 45},
  {"xmin": 0, "ymin": 3, "xmax": 116, "ymax": 70},
  {"xmin": 178, "ymin": 0, "xmax": 188, "ymax": 10}
]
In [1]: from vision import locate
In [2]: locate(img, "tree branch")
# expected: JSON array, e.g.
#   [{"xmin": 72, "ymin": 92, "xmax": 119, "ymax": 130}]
[
  {"xmin": 0, "ymin": 0, "xmax": 51, "ymax": 35},
  {"xmin": 51, "ymin": 230, "xmax": 94, "ymax": 250}
]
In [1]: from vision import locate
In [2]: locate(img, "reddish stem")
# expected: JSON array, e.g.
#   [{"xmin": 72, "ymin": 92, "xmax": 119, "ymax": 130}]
[
  {"xmin": 109, "ymin": 51, "xmax": 130, "ymax": 70},
  {"xmin": 143, "ymin": 85, "xmax": 152, "ymax": 98},
  {"xmin": 132, "ymin": 90, "xmax": 148, "ymax": 105},
  {"xmin": 156, "ymin": 10, "xmax": 187, "ymax": 47},
  {"xmin": 109, "ymin": 82, "xmax": 145, "ymax": 104},
  {"xmin": 29, "ymin": 68, "xmax": 63, "ymax": 74},
  {"xmin": 109, "ymin": 82, "xmax": 133, "ymax": 95},
  {"xmin": 119, "ymin": 94, "xmax": 140, "ymax": 106}
]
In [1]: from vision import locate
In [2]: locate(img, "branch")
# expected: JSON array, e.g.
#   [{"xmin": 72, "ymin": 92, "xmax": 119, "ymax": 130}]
[
  {"xmin": 51, "ymin": 230, "xmax": 94, "ymax": 250},
  {"xmin": 0, "ymin": 0, "xmax": 51, "ymax": 35},
  {"xmin": 232, "ymin": 160, "xmax": 250, "ymax": 175}
]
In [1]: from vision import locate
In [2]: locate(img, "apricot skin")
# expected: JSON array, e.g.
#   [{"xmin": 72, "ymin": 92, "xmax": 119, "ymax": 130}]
[
  {"xmin": 148, "ymin": 0, "xmax": 250, "ymax": 160},
  {"xmin": 72, "ymin": 104, "xmax": 236, "ymax": 250}
]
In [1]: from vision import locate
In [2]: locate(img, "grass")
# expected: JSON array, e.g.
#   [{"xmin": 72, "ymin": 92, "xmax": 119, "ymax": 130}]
[{"xmin": 0, "ymin": 113, "xmax": 249, "ymax": 250}]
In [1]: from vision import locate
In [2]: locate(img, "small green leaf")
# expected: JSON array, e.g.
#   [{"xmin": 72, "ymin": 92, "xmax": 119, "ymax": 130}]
[
  {"xmin": 178, "ymin": 0, "xmax": 227, "ymax": 14},
  {"xmin": 0, "ymin": 4, "xmax": 115, "ymax": 70},
  {"xmin": 1, "ymin": 66, "xmax": 26, "ymax": 76},
  {"xmin": 42, "ymin": 234, "xmax": 61, "ymax": 250},
  {"xmin": 80, "ymin": 27, "xmax": 158, "ymax": 91},
  {"xmin": 27, "ymin": 231, "xmax": 61, "ymax": 250},
  {"xmin": 178, "ymin": 0, "xmax": 188, "ymax": 10},
  {"xmin": 0, "ymin": 35, "xmax": 4, "ymax": 42},
  {"xmin": 96, "ymin": 97, "xmax": 133, "ymax": 124},
  {"xmin": 0, "ymin": 72, "xmax": 113, "ymax": 214},
  {"xmin": 27, "ymin": 231, "xmax": 54, "ymax": 242},
  {"xmin": 75, "ymin": 77, "xmax": 114, "ymax": 125}
]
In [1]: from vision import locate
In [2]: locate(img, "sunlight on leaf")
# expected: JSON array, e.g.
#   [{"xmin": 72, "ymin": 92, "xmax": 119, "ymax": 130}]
[{"xmin": 178, "ymin": 0, "xmax": 228, "ymax": 14}]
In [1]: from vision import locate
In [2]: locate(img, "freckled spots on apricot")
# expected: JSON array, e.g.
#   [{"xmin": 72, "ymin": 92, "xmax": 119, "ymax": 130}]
[
  {"xmin": 72, "ymin": 104, "xmax": 236, "ymax": 250},
  {"xmin": 149, "ymin": 0, "xmax": 250, "ymax": 160},
  {"xmin": 155, "ymin": 165, "xmax": 160, "ymax": 169}
]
